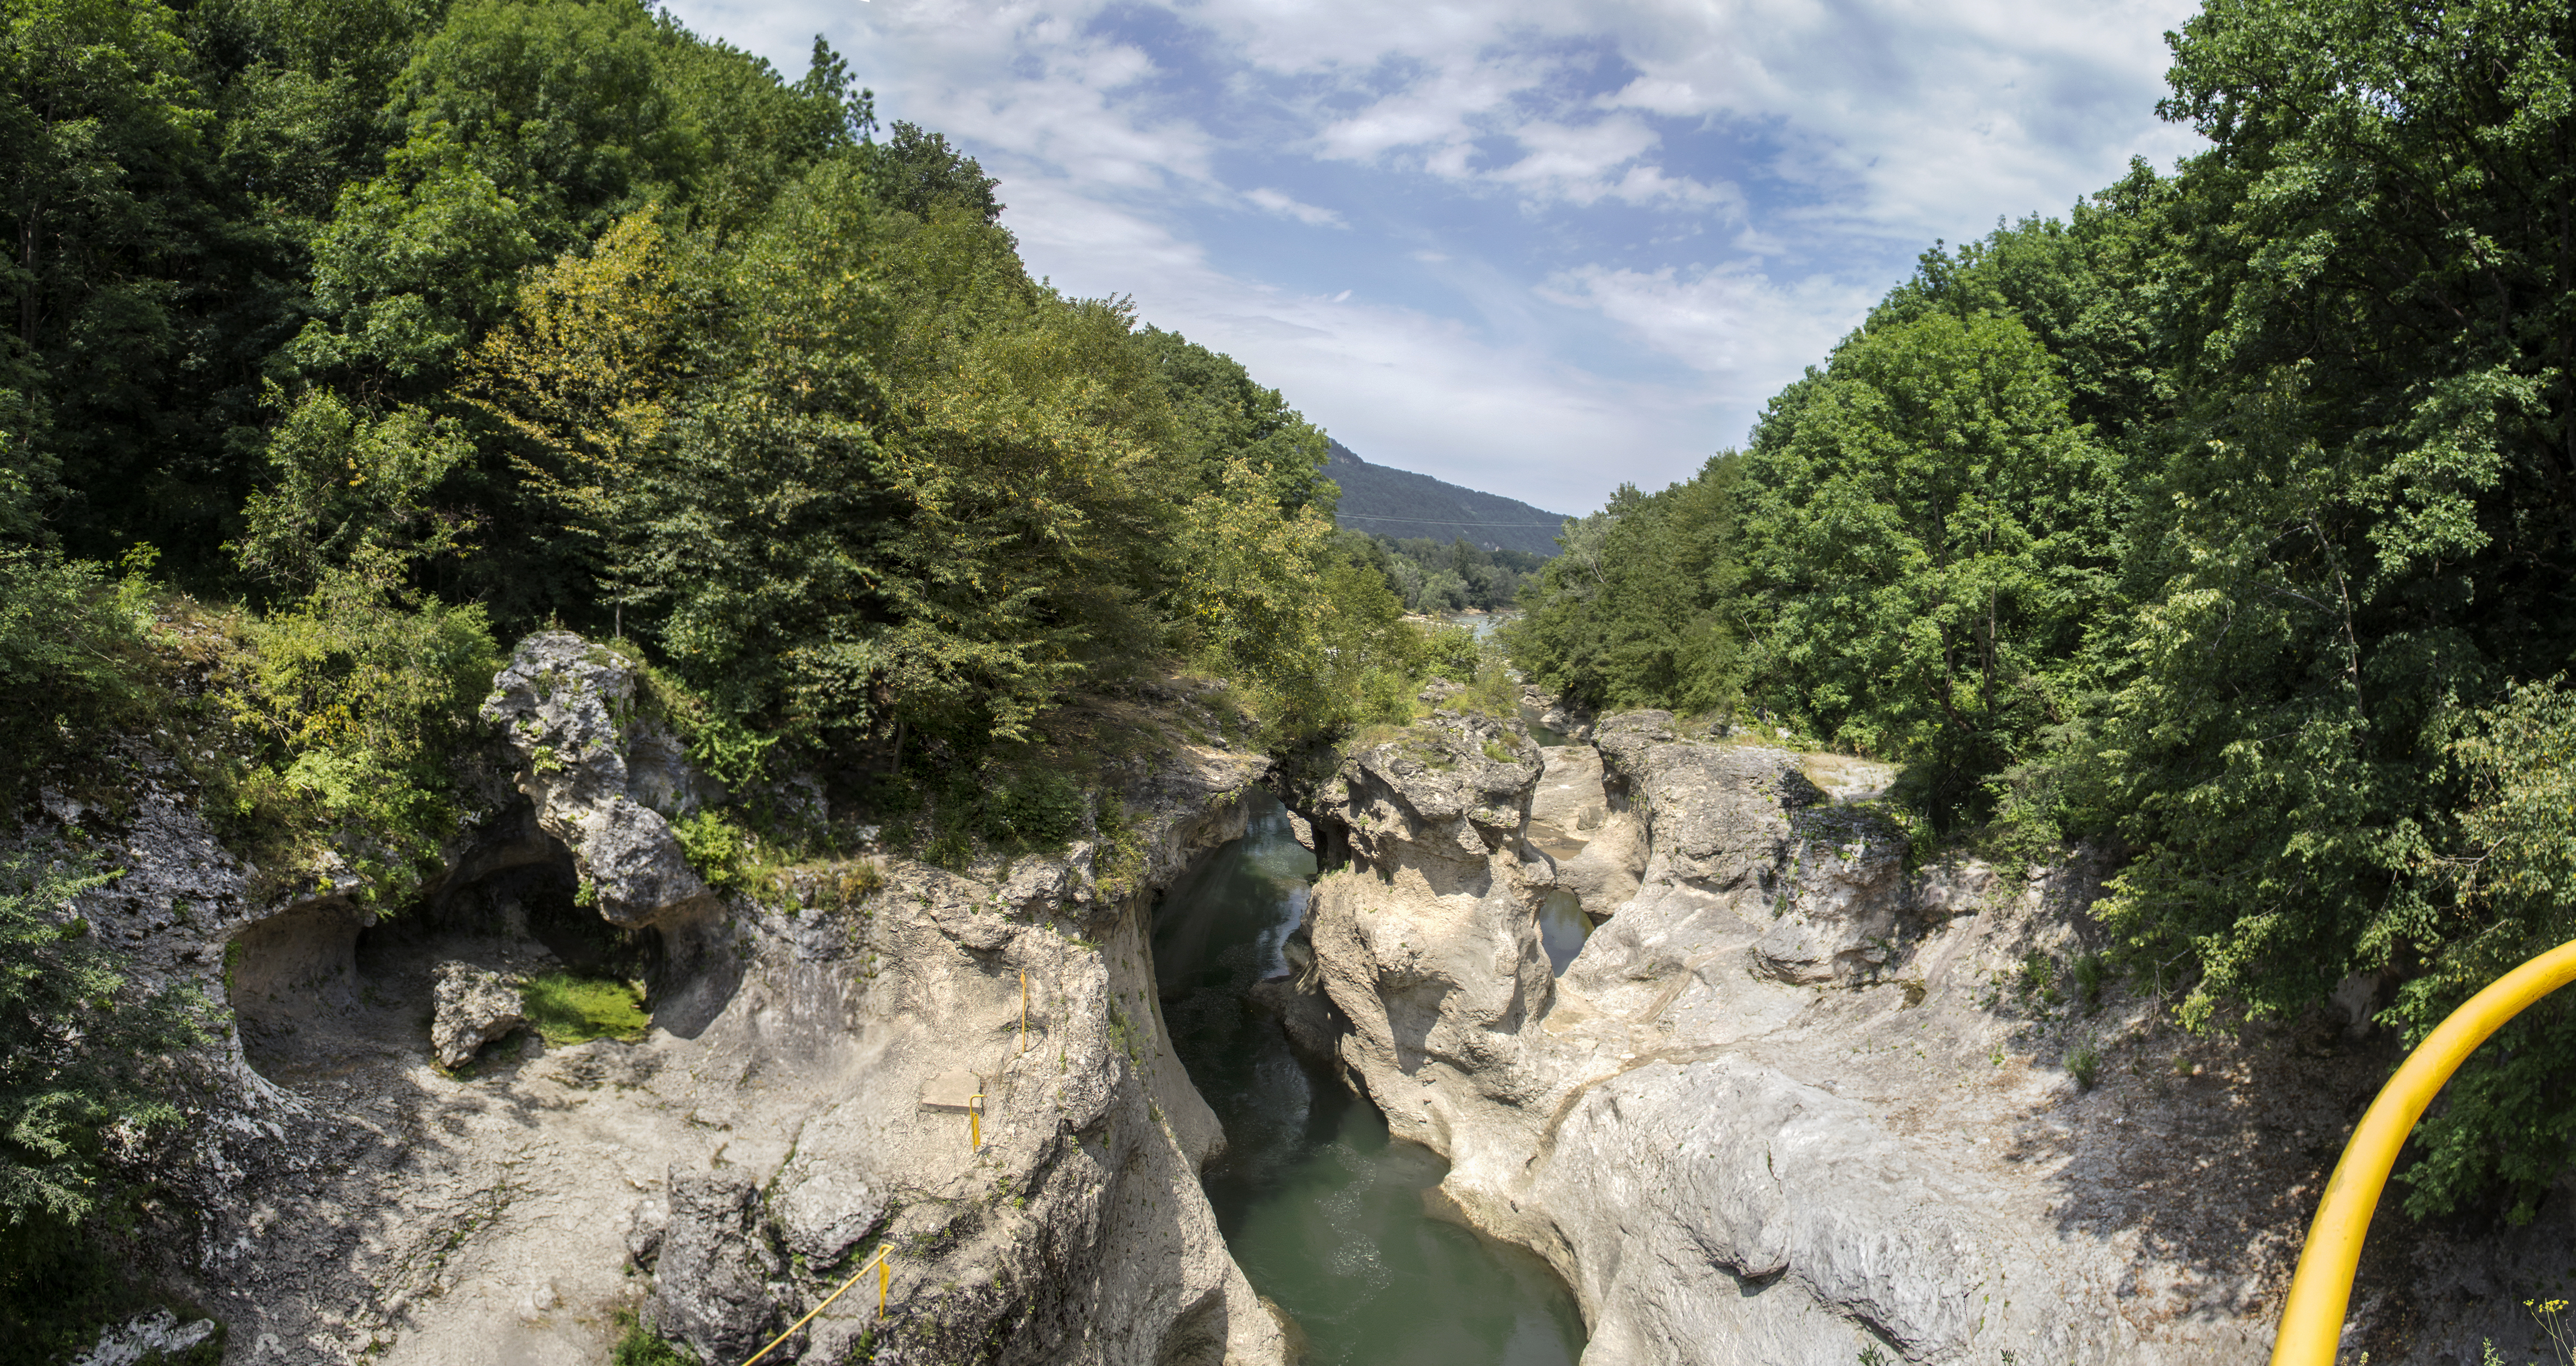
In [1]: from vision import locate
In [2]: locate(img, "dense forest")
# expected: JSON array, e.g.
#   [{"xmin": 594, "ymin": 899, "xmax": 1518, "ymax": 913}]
[
  {"xmin": 1334, "ymin": 529, "xmax": 1542, "ymax": 614},
  {"xmin": 1511, "ymin": 0, "xmax": 2576, "ymax": 1223},
  {"xmin": 0, "ymin": 0, "xmax": 1449, "ymax": 1344}
]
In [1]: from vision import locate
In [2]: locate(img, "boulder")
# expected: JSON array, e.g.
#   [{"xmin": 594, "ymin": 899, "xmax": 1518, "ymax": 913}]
[
  {"xmin": 480, "ymin": 633, "xmax": 717, "ymax": 929},
  {"xmin": 429, "ymin": 962, "xmax": 525, "ymax": 1068},
  {"xmin": 1750, "ymin": 804, "xmax": 1910, "ymax": 985},
  {"xmin": 647, "ymin": 1169, "xmax": 790, "ymax": 1364}
]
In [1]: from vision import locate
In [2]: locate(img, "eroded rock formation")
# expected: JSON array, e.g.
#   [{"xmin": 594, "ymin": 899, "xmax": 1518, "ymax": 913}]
[
  {"xmin": 427, "ymin": 962, "xmax": 525, "ymax": 1068},
  {"xmin": 1293, "ymin": 708, "xmax": 2576, "ymax": 1365},
  {"xmin": 40, "ymin": 633, "xmax": 1292, "ymax": 1366}
]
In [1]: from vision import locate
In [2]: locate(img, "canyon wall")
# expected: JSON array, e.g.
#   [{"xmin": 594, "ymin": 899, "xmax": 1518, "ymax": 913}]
[
  {"xmin": 1292, "ymin": 706, "xmax": 2576, "ymax": 1365},
  {"xmin": 48, "ymin": 632, "xmax": 1289, "ymax": 1366}
]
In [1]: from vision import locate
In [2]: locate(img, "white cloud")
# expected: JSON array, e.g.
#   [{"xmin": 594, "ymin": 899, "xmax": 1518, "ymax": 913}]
[
  {"xmin": 1244, "ymin": 187, "xmax": 1345, "ymax": 227},
  {"xmin": 656, "ymin": 0, "xmax": 2205, "ymax": 512},
  {"xmin": 1539, "ymin": 263, "xmax": 1881, "ymax": 406}
]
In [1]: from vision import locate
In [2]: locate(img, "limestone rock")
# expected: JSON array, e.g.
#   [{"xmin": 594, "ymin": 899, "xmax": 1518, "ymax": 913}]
[
  {"xmin": 648, "ymin": 1169, "xmax": 790, "ymax": 1364},
  {"xmin": 1324, "ymin": 710, "xmax": 1543, "ymax": 868},
  {"xmin": 479, "ymin": 632, "xmax": 715, "ymax": 929},
  {"xmin": 1751, "ymin": 804, "xmax": 1910, "ymax": 985},
  {"xmin": 624, "ymin": 1197, "xmax": 668, "ymax": 1271},
  {"xmin": 1525, "ymin": 744, "xmax": 1608, "ymax": 856},
  {"xmin": 1527, "ymin": 744, "xmax": 1643, "ymax": 919},
  {"xmin": 1299, "ymin": 710, "xmax": 2204, "ymax": 1363},
  {"xmin": 1518, "ymin": 684, "xmax": 1592, "ymax": 740},
  {"xmin": 69, "ymin": 1308, "xmax": 219, "ymax": 1366},
  {"xmin": 429, "ymin": 962, "xmax": 526, "ymax": 1068}
]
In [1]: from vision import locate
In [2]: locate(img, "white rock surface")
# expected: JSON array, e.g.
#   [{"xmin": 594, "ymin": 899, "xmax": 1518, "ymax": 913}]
[
  {"xmin": 1296, "ymin": 707, "xmax": 2576, "ymax": 1365},
  {"xmin": 35, "ymin": 634, "xmax": 1293, "ymax": 1366},
  {"xmin": 479, "ymin": 633, "xmax": 718, "ymax": 929},
  {"xmin": 70, "ymin": 1308, "xmax": 219, "ymax": 1366}
]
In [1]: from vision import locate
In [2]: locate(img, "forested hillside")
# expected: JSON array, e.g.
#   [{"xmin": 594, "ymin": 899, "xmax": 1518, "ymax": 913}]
[
  {"xmin": 0, "ymin": 0, "xmax": 1446, "ymax": 768},
  {"xmin": 1325, "ymin": 439, "xmax": 1569, "ymax": 558},
  {"xmin": 1510, "ymin": 0, "xmax": 2576, "ymax": 1225},
  {"xmin": 0, "ymin": 0, "xmax": 1448, "ymax": 1340}
]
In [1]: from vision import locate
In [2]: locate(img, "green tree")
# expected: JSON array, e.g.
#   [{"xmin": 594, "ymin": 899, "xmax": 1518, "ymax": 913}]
[
  {"xmin": 0, "ymin": 851, "xmax": 206, "ymax": 1226},
  {"xmin": 232, "ymin": 387, "xmax": 476, "ymax": 593},
  {"xmin": 0, "ymin": 0, "xmax": 289, "ymax": 567},
  {"xmin": 870, "ymin": 119, "xmax": 1000, "ymax": 223},
  {"xmin": 1135, "ymin": 325, "xmax": 1333, "ymax": 515},
  {"xmin": 2084, "ymin": 0, "xmax": 2576, "ymax": 1140},
  {"xmin": 1739, "ymin": 311, "xmax": 2119, "ymax": 820},
  {"xmin": 1508, "ymin": 457, "xmax": 1745, "ymax": 715},
  {"xmin": 0, "ymin": 544, "xmax": 150, "ymax": 800},
  {"xmin": 226, "ymin": 554, "xmax": 501, "ymax": 903},
  {"xmin": 2393, "ymin": 680, "xmax": 2576, "ymax": 1222}
]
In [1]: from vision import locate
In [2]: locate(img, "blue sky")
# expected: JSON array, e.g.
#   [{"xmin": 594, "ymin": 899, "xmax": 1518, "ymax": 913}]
[{"xmin": 659, "ymin": 0, "xmax": 2203, "ymax": 515}]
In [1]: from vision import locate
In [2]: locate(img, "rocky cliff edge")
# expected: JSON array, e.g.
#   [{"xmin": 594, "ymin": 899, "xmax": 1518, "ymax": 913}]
[
  {"xmin": 49, "ymin": 631, "xmax": 1292, "ymax": 1366},
  {"xmin": 1294, "ymin": 706, "xmax": 2576, "ymax": 1366}
]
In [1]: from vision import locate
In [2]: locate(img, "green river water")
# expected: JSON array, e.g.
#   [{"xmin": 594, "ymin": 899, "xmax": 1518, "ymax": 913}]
[{"xmin": 1149, "ymin": 792, "xmax": 1588, "ymax": 1365}]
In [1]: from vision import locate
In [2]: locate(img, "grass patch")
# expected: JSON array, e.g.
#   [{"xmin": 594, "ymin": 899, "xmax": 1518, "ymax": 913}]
[
  {"xmin": 521, "ymin": 973, "xmax": 650, "ymax": 1045},
  {"xmin": 610, "ymin": 1309, "xmax": 697, "ymax": 1365}
]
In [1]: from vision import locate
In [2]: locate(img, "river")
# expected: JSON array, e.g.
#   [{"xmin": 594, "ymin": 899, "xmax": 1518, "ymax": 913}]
[{"xmin": 1150, "ymin": 792, "xmax": 1588, "ymax": 1365}]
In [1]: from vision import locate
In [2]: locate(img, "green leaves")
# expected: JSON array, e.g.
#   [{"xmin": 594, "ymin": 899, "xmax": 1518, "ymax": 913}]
[
  {"xmin": 0, "ymin": 851, "xmax": 206, "ymax": 1227},
  {"xmin": 1507, "ymin": 458, "xmax": 1747, "ymax": 717},
  {"xmin": 233, "ymin": 387, "xmax": 475, "ymax": 591},
  {"xmin": 1740, "ymin": 310, "xmax": 2119, "ymax": 821},
  {"xmin": 225, "ymin": 561, "xmax": 499, "ymax": 903}
]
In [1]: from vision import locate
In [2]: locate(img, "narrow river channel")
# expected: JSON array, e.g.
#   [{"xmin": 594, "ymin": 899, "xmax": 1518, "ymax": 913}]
[{"xmin": 1151, "ymin": 791, "xmax": 1588, "ymax": 1365}]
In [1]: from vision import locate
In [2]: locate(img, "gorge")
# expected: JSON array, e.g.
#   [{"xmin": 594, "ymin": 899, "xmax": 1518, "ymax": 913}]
[{"xmin": 32, "ymin": 630, "xmax": 2572, "ymax": 1366}]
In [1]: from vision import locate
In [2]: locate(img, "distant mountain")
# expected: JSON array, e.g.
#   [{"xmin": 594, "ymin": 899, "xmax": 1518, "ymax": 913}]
[{"xmin": 1322, "ymin": 440, "xmax": 1570, "ymax": 559}]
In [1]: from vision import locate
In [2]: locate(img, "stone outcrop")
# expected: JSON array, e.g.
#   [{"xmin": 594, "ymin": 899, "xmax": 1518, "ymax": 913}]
[
  {"xmin": 1305, "ymin": 711, "xmax": 1557, "ymax": 1148},
  {"xmin": 1526, "ymin": 743, "xmax": 1642, "ymax": 921},
  {"xmin": 427, "ymin": 962, "xmax": 526, "ymax": 1068},
  {"xmin": 1295, "ymin": 708, "xmax": 2575, "ymax": 1365},
  {"xmin": 647, "ymin": 1170, "xmax": 792, "ymax": 1362},
  {"xmin": 479, "ymin": 633, "xmax": 719, "ymax": 929},
  {"xmin": 1519, "ymin": 683, "xmax": 1592, "ymax": 741},
  {"xmin": 33, "ymin": 632, "xmax": 1294, "ymax": 1366}
]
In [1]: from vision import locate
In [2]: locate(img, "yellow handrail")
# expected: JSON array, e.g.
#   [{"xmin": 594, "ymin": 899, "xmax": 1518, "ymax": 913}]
[
  {"xmin": 741, "ymin": 1245, "xmax": 893, "ymax": 1366},
  {"xmin": 2271, "ymin": 937, "xmax": 2576, "ymax": 1365}
]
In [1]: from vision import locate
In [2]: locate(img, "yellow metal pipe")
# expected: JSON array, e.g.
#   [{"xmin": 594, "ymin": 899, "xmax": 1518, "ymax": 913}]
[
  {"xmin": 741, "ymin": 1246, "xmax": 892, "ymax": 1366},
  {"xmin": 2271, "ymin": 937, "xmax": 2576, "ymax": 1365}
]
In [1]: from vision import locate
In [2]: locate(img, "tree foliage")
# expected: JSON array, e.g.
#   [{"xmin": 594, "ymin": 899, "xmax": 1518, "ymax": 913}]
[
  {"xmin": 1740, "ymin": 310, "xmax": 2121, "ymax": 822},
  {"xmin": 1506, "ymin": 458, "xmax": 1745, "ymax": 716},
  {"xmin": 0, "ymin": 852, "xmax": 206, "ymax": 1226},
  {"xmin": 1510, "ymin": 0, "xmax": 2576, "ymax": 1217}
]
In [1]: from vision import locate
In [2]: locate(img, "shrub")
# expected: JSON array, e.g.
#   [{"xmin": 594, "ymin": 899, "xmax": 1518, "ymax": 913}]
[
  {"xmin": 221, "ymin": 561, "xmax": 499, "ymax": 906},
  {"xmin": 611, "ymin": 1309, "xmax": 697, "ymax": 1366},
  {"xmin": 2069, "ymin": 1041, "xmax": 2102, "ymax": 1092},
  {"xmin": 2017, "ymin": 951, "xmax": 2062, "ymax": 1008},
  {"xmin": 2070, "ymin": 952, "xmax": 2107, "ymax": 1015},
  {"xmin": 672, "ymin": 809, "xmax": 749, "ymax": 891},
  {"xmin": 0, "ymin": 547, "xmax": 150, "ymax": 801},
  {"xmin": 1, "ymin": 852, "xmax": 208, "ymax": 1228}
]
